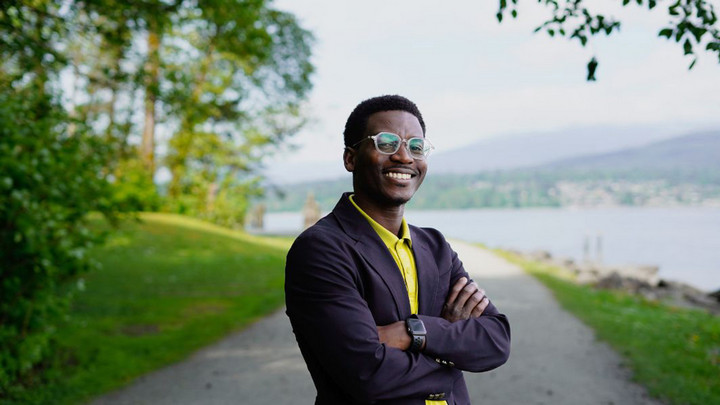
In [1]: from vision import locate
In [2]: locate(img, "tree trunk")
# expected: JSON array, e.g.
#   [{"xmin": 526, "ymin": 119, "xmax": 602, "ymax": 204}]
[{"xmin": 141, "ymin": 25, "xmax": 160, "ymax": 176}]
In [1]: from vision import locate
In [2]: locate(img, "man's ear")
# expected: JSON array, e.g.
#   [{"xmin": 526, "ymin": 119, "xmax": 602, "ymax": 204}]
[{"xmin": 343, "ymin": 147, "xmax": 355, "ymax": 172}]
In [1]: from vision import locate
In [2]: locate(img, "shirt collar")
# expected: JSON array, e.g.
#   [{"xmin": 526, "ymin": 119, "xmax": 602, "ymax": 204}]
[{"xmin": 349, "ymin": 194, "xmax": 412, "ymax": 248}]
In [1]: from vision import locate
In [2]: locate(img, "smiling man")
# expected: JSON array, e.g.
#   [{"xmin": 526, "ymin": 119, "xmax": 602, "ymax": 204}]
[{"xmin": 285, "ymin": 95, "xmax": 511, "ymax": 405}]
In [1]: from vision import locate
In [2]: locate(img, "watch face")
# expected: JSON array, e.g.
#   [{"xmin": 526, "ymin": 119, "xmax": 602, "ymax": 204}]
[{"xmin": 408, "ymin": 318, "xmax": 427, "ymax": 335}]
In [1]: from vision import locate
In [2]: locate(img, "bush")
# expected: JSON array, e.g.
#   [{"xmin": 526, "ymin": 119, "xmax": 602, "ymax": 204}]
[
  {"xmin": 0, "ymin": 86, "xmax": 115, "ymax": 393},
  {"xmin": 110, "ymin": 157, "xmax": 162, "ymax": 212}
]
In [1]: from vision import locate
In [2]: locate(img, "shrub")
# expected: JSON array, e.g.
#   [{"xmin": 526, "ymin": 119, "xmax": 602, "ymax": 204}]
[{"xmin": 0, "ymin": 86, "xmax": 115, "ymax": 393}]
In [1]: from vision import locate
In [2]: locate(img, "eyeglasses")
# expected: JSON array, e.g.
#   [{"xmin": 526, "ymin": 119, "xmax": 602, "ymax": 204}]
[{"xmin": 352, "ymin": 132, "xmax": 434, "ymax": 160}]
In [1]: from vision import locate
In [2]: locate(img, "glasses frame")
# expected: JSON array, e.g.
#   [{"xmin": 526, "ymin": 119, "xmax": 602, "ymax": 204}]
[{"xmin": 351, "ymin": 132, "xmax": 434, "ymax": 160}]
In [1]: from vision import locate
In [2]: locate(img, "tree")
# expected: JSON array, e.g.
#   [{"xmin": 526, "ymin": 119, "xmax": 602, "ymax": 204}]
[
  {"xmin": 496, "ymin": 0, "xmax": 720, "ymax": 80},
  {"xmin": 71, "ymin": 0, "xmax": 314, "ymax": 226}
]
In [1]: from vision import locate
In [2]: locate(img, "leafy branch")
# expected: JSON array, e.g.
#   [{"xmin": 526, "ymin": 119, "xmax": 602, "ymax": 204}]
[{"xmin": 497, "ymin": 0, "xmax": 720, "ymax": 80}]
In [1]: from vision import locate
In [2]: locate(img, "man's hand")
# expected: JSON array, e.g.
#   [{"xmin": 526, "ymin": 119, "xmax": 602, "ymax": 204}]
[
  {"xmin": 377, "ymin": 321, "xmax": 412, "ymax": 350},
  {"xmin": 441, "ymin": 277, "xmax": 489, "ymax": 323}
]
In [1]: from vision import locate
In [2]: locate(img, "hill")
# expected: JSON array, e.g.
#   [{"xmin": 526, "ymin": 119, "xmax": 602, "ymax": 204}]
[
  {"xmin": 428, "ymin": 124, "xmax": 690, "ymax": 174},
  {"xmin": 540, "ymin": 131, "xmax": 720, "ymax": 172}
]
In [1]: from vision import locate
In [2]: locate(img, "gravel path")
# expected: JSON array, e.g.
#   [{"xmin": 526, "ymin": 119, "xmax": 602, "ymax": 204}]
[{"xmin": 90, "ymin": 241, "xmax": 661, "ymax": 405}]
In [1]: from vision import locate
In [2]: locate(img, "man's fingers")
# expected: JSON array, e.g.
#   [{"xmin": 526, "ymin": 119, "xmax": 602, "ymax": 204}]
[
  {"xmin": 452, "ymin": 282, "xmax": 479, "ymax": 316},
  {"xmin": 470, "ymin": 296, "xmax": 490, "ymax": 318},
  {"xmin": 461, "ymin": 288, "xmax": 485, "ymax": 315},
  {"xmin": 444, "ymin": 277, "xmax": 467, "ymax": 308}
]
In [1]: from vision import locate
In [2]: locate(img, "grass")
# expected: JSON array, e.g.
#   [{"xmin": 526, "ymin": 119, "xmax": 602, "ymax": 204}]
[
  {"xmin": 497, "ymin": 250, "xmax": 720, "ymax": 405},
  {"xmin": 7, "ymin": 213, "xmax": 293, "ymax": 404}
]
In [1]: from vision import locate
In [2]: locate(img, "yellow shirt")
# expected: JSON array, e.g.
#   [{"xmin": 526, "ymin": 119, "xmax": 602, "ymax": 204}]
[{"xmin": 350, "ymin": 195, "xmax": 446, "ymax": 405}]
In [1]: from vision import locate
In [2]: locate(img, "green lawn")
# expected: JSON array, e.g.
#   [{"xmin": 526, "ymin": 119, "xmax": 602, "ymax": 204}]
[
  {"xmin": 498, "ymin": 251, "xmax": 720, "ymax": 405},
  {"xmin": 7, "ymin": 213, "xmax": 292, "ymax": 404}
]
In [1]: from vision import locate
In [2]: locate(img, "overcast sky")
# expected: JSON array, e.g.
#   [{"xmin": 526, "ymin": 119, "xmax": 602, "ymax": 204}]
[{"xmin": 266, "ymin": 0, "xmax": 720, "ymax": 179}]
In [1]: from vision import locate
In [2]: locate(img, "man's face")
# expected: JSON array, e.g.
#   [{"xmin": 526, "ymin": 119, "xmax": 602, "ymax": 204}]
[{"xmin": 344, "ymin": 110, "xmax": 427, "ymax": 208}]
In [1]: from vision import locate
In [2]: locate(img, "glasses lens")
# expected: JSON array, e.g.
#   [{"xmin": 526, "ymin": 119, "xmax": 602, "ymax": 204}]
[
  {"xmin": 375, "ymin": 132, "xmax": 401, "ymax": 154},
  {"xmin": 407, "ymin": 138, "xmax": 427, "ymax": 158}
]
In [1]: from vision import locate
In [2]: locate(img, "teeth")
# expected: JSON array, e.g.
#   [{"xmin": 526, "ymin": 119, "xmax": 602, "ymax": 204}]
[{"xmin": 385, "ymin": 172, "xmax": 411, "ymax": 180}]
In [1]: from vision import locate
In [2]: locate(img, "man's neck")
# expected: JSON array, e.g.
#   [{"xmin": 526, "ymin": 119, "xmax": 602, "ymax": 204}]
[{"xmin": 352, "ymin": 194, "xmax": 405, "ymax": 237}]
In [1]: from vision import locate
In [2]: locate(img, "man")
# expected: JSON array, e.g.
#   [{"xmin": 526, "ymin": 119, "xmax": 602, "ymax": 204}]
[{"xmin": 285, "ymin": 95, "xmax": 510, "ymax": 404}]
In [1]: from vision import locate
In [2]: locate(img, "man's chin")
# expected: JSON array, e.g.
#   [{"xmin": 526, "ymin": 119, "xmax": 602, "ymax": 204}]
[{"xmin": 384, "ymin": 192, "xmax": 415, "ymax": 207}]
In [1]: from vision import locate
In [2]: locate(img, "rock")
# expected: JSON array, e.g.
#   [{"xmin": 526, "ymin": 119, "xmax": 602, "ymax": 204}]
[
  {"xmin": 515, "ymin": 248, "xmax": 720, "ymax": 314},
  {"xmin": 576, "ymin": 271, "xmax": 598, "ymax": 285},
  {"xmin": 595, "ymin": 272, "xmax": 653, "ymax": 294},
  {"xmin": 529, "ymin": 250, "xmax": 553, "ymax": 261},
  {"xmin": 710, "ymin": 289, "xmax": 720, "ymax": 303}
]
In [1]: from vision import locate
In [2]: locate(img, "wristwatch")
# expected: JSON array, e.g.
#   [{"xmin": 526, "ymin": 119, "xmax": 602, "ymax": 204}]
[{"xmin": 405, "ymin": 314, "xmax": 427, "ymax": 352}]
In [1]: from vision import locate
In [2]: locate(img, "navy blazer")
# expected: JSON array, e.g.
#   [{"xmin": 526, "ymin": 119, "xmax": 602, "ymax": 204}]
[{"xmin": 285, "ymin": 193, "xmax": 510, "ymax": 404}]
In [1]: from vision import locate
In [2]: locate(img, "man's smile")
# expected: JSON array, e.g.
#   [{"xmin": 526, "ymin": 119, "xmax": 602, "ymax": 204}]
[
  {"xmin": 382, "ymin": 167, "xmax": 418, "ymax": 182},
  {"xmin": 384, "ymin": 171, "xmax": 413, "ymax": 180}
]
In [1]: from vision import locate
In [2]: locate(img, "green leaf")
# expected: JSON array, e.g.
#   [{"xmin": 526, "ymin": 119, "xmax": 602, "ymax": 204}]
[
  {"xmin": 586, "ymin": 57, "xmax": 598, "ymax": 81},
  {"xmin": 497, "ymin": 12, "xmax": 503, "ymax": 22},
  {"xmin": 688, "ymin": 58, "xmax": 697, "ymax": 69},
  {"xmin": 658, "ymin": 28, "xmax": 673, "ymax": 38},
  {"xmin": 683, "ymin": 38, "xmax": 693, "ymax": 55},
  {"xmin": 689, "ymin": 26, "xmax": 707, "ymax": 42}
]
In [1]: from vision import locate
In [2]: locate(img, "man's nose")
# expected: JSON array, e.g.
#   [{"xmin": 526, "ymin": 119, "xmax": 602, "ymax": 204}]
[{"xmin": 390, "ymin": 141, "xmax": 414, "ymax": 163}]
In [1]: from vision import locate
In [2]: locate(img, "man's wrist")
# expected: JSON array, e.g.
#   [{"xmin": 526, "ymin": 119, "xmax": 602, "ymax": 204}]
[{"xmin": 405, "ymin": 315, "xmax": 427, "ymax": 352}]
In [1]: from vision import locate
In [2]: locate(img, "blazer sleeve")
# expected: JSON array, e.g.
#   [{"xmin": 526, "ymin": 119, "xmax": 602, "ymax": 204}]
[
  {"xmin": 417, "ymin": 238, "xmax": 511, "ymax": 372},
  {"xmin": 285, "ymin": 229, "xmax": 456, "ymax": 403}
]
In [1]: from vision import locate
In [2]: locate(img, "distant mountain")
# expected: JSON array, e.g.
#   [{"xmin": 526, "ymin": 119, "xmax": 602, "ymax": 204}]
[
  {"xmin": 428, "ymin": 124, "xmax": 701, "ymax": 174},
  {"xmin": 538, "ymin": 131, "xmax": 720, "ymax": 172}
]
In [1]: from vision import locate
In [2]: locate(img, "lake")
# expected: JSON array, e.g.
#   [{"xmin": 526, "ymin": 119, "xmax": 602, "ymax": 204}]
[{"xmin": 260, "ymin": 207, "xmax": 720, "ymax": 292}]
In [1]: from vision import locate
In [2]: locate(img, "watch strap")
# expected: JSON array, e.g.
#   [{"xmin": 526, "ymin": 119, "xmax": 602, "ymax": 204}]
[{"xmin": 406, "ymin": 315, "xmax": 426, "ymax": 353}]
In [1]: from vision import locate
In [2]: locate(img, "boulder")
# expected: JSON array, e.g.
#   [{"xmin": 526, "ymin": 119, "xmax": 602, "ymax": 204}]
[{"xmin": 710, "ymin": 289, "xmax": 720, "ymax": 303}]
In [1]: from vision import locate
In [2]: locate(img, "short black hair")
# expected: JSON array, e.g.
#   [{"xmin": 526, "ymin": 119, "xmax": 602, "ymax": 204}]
[{"xmin": 343, "ymin": 95, "xmax": 426, "ymax": 147}]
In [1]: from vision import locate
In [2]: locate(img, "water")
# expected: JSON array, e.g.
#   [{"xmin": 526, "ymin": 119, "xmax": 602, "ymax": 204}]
[{"xmin": 260, "ymin": 207, "xmax": 720, "ymax": 292}]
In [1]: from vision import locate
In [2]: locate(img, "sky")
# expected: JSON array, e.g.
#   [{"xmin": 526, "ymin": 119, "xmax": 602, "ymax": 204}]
[{"xmin": 264, "ymin": 0, "xmax": 720, "ymax": 182}]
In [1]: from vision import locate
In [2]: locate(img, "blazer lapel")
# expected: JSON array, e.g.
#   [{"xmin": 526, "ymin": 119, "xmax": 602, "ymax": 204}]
[
  {"xmin": 357, "ymin": 236, "xmax": 412, "ymax": 317},
  {"xmin": 332, "ymin": 193, "xmax": 411, "ymax": 318},
  {"xmin": 411, "ymin": 227, "xmax": 439, "ymax": 315}
]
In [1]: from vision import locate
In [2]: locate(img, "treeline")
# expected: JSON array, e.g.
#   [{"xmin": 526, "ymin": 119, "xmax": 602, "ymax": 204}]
[
  {"xmin": 261, "ymin": 167, "xmax": 720, "ymax": 212},
  {"xmin": 1, "ymin": 0, "xmax": 312, "ymax": 395}
]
